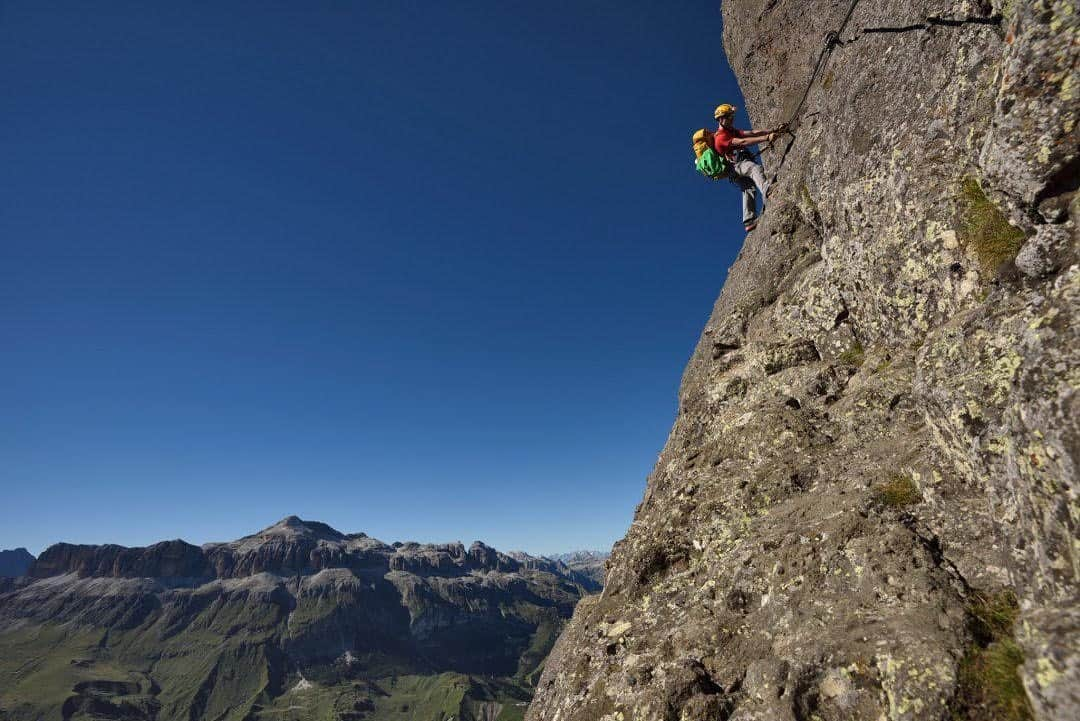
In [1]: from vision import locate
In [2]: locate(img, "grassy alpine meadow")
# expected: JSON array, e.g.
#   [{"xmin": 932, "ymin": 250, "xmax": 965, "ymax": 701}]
[{"xmin": 0, "ymin": 619, "xmax": 541, "ymax": 720}]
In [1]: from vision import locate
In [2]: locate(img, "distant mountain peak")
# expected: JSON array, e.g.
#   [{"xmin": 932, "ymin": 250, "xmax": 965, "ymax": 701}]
[
  {"xmin": 541, "ymin": 550, "xmax": 608, "ymax": 588},
  {"xmin": 545, "ymin": 550, "xmax": 611, "ymax": 564},
  {"xmin": 256, "ymin": 516, "xmax": 345, "ymax": 541}
]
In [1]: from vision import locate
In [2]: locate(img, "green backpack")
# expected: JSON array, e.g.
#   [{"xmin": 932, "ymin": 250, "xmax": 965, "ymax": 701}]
[
  {"xmin": 692, "ymin": 128, "xmax": 728, "ymax": 179},
  {"xmin": 695, "ymin": 147, "xmax": 729, "ymax": 179}
]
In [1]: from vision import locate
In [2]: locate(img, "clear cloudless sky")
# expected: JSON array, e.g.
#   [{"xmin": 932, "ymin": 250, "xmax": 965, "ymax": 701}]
[{"xmin": 1, "ymin": 0, "xmax": 751, "ymax": 557}]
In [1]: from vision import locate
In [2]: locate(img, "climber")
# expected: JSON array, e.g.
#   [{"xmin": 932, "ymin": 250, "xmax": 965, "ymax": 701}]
[{"xmin": 713, "ymin": 103, "xmax": 786, "ymax": 232}]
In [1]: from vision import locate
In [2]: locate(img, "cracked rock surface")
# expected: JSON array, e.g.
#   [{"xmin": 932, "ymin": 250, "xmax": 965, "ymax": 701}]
[{"xmin": 527, "ymin": 1, "xmax": 1077, "ymax": 720}]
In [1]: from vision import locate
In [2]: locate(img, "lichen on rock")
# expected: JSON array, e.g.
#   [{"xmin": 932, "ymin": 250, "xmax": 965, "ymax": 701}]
[{"xmin": 527, "ymin": 1, "xmax": 1078, "ymax": 720}]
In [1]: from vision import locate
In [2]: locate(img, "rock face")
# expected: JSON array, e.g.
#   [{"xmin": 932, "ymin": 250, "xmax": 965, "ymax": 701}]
[
  {"xmin": 528, "ymin": 2, "xmax": 1077, "ymax": 721},
  {"xmin": 0, "ymin": 517, "xmax": 599, "ymax": 720},
  {"xmin": 0, "ymin": 548, "xmax": 34, "ymax": 578},
  {"xmin": 31, "ymin": 539, "xmax": 211, "ymax": 580}
]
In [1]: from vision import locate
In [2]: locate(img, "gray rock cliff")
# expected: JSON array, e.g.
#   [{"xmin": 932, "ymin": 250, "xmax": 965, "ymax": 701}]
[{"xmin": 528, "ymin": 1, "xmax": 1077, "ymax": 720}]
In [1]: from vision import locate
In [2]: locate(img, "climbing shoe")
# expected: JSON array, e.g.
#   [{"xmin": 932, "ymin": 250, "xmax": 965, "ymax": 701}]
[{"xmin": 744, "ymin": 220, "xmax": 758, "ymax": 232}]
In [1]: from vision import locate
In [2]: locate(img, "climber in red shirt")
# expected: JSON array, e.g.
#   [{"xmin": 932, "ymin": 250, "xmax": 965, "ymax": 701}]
[{"xmin": 713, "ymin": 103, "xmax": 786, "ymax": 232}]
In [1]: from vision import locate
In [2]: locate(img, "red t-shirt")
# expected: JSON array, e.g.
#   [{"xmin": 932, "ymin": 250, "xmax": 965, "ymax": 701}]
[{"xmin": 713, "ymin": 126, "xmax": 746, "ymax": 159}]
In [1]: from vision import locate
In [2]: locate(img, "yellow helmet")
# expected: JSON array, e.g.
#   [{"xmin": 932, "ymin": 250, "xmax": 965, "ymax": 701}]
[{"xmin": 714, "ymin": 103, "xmax": 737, "ymax": 119}]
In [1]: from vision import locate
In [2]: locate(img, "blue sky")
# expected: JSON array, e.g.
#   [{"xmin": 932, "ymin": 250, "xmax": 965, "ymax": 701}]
[{"xmin": 0, "ymin": 1, "xmax": 749, "ymax": 557}]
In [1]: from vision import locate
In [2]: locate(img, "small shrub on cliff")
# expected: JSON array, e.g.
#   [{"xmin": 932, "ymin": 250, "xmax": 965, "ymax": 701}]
[
  {"xmin": 872, "ymin": 474, "xmax": 919, "ymax": 508},
  {"xmin": 957, "ymin": 178, "xmax": 1026, "ymax": 275},
  {"xmin": 953, "ymin": 590, "xmax": 1032, "ymax": 721}
]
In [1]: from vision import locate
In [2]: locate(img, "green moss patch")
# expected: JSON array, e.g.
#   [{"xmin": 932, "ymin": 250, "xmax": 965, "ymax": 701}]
[
  {"xmin": 969, "ymin": 590, "xmax": 1020, "ymax": 644},
  {"xmin": 957, "ymin": 178, "xmax": 1026, "ymax": 275},
  {"xmin": 838, "ymin": 340, "xmax": 865, "ymax": 367},
  {"xmin": 872, "ymin": 474, "xmax": 920, "ymax": 508},
  {"xmin": 953, "ymin": 591, "xmax": 1033, "ymax": 721}
]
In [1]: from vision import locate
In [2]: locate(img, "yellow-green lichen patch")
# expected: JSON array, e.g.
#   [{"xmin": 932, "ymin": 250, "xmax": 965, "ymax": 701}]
[
  {"xmin": 1000, "ymin": 0, "xmax": 1021, "ymax": 22},
  {"xmin": 956, "ymin": 178, "xmax": 1026, "ymax": 275},
  {"xmin": 872, "ymin": 474, "xmax": 920, "ymax": 509},
  {"xmin": 1034, "ymin": 657, "xmax": 1063, "ymax": 689}
]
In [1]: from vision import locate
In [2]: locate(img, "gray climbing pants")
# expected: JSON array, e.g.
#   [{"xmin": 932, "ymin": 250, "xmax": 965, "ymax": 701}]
[{"xmin": 729, "ymin": 157, "xmax": 770, "ymax": 224}]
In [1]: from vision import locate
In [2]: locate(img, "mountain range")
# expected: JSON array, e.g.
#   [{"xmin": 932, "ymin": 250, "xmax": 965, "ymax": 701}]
[{"xmin": 0, "ymin": 516, "xmax": 601, "ymax": 721}]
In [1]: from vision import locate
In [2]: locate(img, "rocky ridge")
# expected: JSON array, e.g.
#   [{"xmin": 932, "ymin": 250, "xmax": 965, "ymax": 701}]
[
  {"xmin": 29, "ymin": 515, "xmax": 555, "ymax": 583},
  {"xmin": 528, "ymin": 1, "xmax": 1077, "ymax": 720},
  {"xmin": 0, "ymin": 517, "xmax": 599, "ymax": 720},
  {"xmin": 0, "ymin": 548, "xmax": 34, "ymax": 578}
]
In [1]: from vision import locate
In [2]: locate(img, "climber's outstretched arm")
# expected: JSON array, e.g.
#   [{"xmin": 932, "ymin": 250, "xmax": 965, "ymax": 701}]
[
  {"xmin": 729, "ymin": 133, "xmax": 770, "ymax": 148},
  {"xmin": 730, "ymin": 124, "xmax": 789, "ymax": 147}
]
